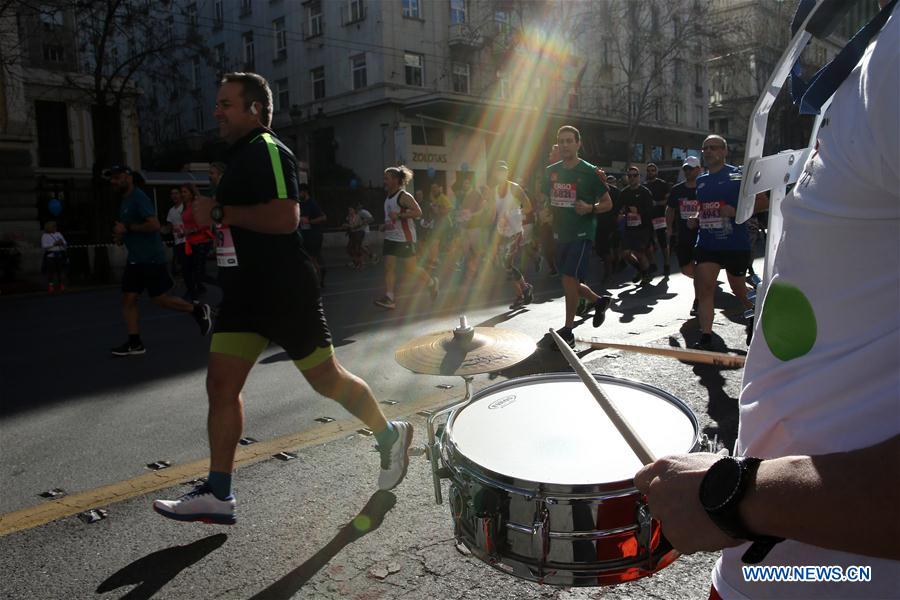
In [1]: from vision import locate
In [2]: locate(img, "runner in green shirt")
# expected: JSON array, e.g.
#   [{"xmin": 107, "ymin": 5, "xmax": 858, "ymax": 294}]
[{"xmin": 540, "ymin": 126, "xmax": 614, "ymax": 348}]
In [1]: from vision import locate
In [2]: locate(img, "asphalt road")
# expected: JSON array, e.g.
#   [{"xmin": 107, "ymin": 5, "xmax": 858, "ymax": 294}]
[{"xmin": 1, "ymin": 250, "xmax": 758, "ymax": 599}]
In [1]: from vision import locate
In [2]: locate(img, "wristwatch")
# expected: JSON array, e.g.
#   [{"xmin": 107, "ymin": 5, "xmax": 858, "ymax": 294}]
[
  {"xmin": 699, "ymin": 456, "xmax": 783, "ymax": 563},
  {"xmin": 210, "ymin": 204, "xmax": 225, "ymax": 225}
]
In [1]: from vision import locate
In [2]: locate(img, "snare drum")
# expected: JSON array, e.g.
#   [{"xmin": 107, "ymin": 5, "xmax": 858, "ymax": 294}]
[{"xmin": 436, "ymin": 373, "xmax": 703, "ymax": 587}]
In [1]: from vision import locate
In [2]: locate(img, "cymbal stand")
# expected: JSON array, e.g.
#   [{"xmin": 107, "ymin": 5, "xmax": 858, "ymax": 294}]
[{"xmin": 426, "ymin": 373, "xmax": 474, "ymax": 504}]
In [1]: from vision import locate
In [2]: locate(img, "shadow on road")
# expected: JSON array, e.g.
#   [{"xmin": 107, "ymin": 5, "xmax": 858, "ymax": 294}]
[
  {"xmin": 248, "ymin": 490, "xmax": 397, "ymax": 600},
  {"xmin": 677, "ymin": 324, "xmax": 742, "ymax": 451},
  {"xmin": 95, "ymin": 533, "xmax": 227, "ymax": 599}
]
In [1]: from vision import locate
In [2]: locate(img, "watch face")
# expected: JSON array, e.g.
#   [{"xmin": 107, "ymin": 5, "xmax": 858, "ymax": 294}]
[{"xmin": 700, "ymin": 457, "xmax": 742, "ymax": 511}]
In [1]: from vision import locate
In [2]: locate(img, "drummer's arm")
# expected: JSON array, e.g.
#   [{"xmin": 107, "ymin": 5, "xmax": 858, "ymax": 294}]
[{"xmin": 739, "ymin": 434, "xmax": 900, "ymax": 560}]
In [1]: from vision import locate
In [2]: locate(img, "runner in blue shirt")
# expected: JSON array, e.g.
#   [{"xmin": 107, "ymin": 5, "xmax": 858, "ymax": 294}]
[
  {"xmin": 691, "ymin": 136, "xmax": 766, "ymax": 349},
  {"xmin": 108, "ymin": 165, "xmax": 212, "ymax": 356}
]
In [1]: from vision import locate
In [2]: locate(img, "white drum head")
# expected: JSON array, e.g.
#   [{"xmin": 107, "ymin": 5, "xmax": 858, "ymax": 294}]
[{"xmin": 449, "ymin": 377, "xmax": 696, "ymax": 485}]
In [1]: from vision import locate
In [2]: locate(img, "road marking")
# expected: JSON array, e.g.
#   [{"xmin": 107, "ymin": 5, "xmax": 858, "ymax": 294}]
[{"xmin": 0, "ymin": 385, "xmax": 468, "ymax": 538}]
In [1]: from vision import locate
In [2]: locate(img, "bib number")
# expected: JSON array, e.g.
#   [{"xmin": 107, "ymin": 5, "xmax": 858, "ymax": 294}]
[
  {"xmin": 679, "ymin": 199, "xmax": 699, "ymax": 220},
  {"xmin": 700, "ymin": 201, "xmax": 723, "ymax": 229},
  {"xmin": 626, "ymin": 213, "xmax": 642, "ymax": 227},
  {"xmin": 652, "ymin": 216, "xmax": 667, "ymax": 230},
  {"xmin": 550, "ymin": 182, "xmax": 577, "ymax": 208},
  {"xmin": 215, "ymin": 224, "xmax": 239, "ymax": 267}
]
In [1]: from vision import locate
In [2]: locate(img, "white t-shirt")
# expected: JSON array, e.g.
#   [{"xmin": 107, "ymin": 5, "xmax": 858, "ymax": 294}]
[
  {"xmin": 383, "ymin": 190, "xmax": 416, "ymax": 243},
  {"xmin": 495, "ymin": 183, "xmax": 524, "ymax": 238},
  {"xmin": 166, "ymin": 204, "xmax": 185, "ymax": 245},
  {"xmin": 713, "ymin": 13, "xmax": 899, "ymax": 599},
  {"xmin": 41, "ymin": 232, "xmax": 66, "ymax": 255}
]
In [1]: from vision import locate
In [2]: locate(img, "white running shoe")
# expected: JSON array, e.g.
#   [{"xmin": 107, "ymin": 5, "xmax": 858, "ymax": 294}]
[
  {"xmin": 377, "ymin": 421, "xmax": 413, "ymax": 491},
  {"xmin": 153, "ymin": 485, "xmax": 236, "ymax": 525}
]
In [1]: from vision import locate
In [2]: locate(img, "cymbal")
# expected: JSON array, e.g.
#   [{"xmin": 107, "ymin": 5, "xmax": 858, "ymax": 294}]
[{"xmin": 395, "ymin": 326, "xmax": 536, "ymax": 376}]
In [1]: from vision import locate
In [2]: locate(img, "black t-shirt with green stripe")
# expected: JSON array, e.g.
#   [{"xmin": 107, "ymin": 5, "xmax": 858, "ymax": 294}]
[{"xmin": 216, "ymin": 127, "xmax": 304, "ymax": 294}]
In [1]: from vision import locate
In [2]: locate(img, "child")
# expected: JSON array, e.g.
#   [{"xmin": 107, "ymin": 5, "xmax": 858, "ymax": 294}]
[{"xmin": 41, "ymin": 221, "xmax": 68, "ymax": 292}]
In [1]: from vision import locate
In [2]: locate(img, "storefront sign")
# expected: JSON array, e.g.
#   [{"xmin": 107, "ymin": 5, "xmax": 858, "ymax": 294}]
[{"xmin": 412, "ymin": 151, "xmax": 448, "ymax": 163}]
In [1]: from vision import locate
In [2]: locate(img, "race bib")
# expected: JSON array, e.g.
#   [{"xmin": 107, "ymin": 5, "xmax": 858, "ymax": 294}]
[
  {"xmin": 215, "ymin": 224, "xmax": 239, "ymax": 267},
  {"xmin": 652, "ymin": 216, "xmax": 667, "ymax": 230},
  {"xmin": 700, "ymin": 201, "xmax": 723, "ymax": 229},
  {"xmin": 550, "ymin": 182, "xmax": 577, "ymax": 208},
  {"xmin": 626, "ymin": 212, "xmax": 642, "ymax": 227},
  {"xmin": 679, "ymin": 199, "xmax": 699, "ymax": 220}
]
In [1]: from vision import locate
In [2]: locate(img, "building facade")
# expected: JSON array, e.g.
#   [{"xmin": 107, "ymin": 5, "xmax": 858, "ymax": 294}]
[{"xmin": 148, "ymin": 0, "xmax": 712, "ymax": 206}]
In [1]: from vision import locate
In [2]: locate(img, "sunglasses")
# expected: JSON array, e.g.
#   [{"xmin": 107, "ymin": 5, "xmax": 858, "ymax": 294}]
[{"xmin": 702, "ymin": 145, "xmax": 725, "ymax": 151}]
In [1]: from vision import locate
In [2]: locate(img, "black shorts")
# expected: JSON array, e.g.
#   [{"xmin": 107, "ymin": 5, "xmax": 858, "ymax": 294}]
[
  {"xmin": 654, "ymin": 228, "xmax": 669, "ymax": 251},
  {"xmin": 213, "ymin": 256, "xmax": 332, "ymax": 361},
  {"xmin": 693, "ymin": 248, "xmax": 751, "ymax": 277},
  {"xmin": 676, "ymin": 241, "xmax": 695, "ymax": 268},
  {"xmin": 121, "ymin": 263, "xmax": 174, "ymax": 298},
  {"xmin": 383, "ymin": 239, "xmax": 416, "ymax": 258},
  {"xmin": 622, "ymin": 228, "xmax": 651, "ymax": 252}
]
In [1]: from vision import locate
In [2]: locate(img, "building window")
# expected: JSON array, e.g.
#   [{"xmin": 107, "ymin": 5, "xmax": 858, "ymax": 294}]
[
  {"xmin": 42, "ymin": 44, "xmax": 65, "ymax": 63},
  {"xmin": 632, "ymin": 143, "xmax": 644, "ymax": 162},
  {"xmin": 495, "ymin": 10, "xmax": 510, "ymax": 44},
  {"xmin": 404, "ymin": 52, "xmax": 423, "ymax": 87},
  {"xmin": 348, "ymin": 0, "xmax": 364, "ymax": 23},
  {"xmin": 39, "ymin": 10, "xmax": 63, "ymax": 29},
  {"xmin": 671, "ymin": 147, "xmax": 686, "ymax": 161},
  {"xmin": 450, "ymin": 0, "xmax": 466, "ymax": 24},
  {"xmin": 186, "ymin": 3, "xmax": 198, "ymax": 26},
  {"xmin": 674, "ymin": 101, "xmax": 681, "ymax": 125},
  {"xmin": 190, "ymin": 57, "xmax": 200, "ymax": 89},
  {"xmin": 654, "ymin": 98, "xmax": 661, "ymax": 122},
  {"xmin": 451, "ymin": 62, "xmax": 469, "ymax": 94},
  {"xmin": 273, "ymin": 18, "xmax": 287, "ymax": 59},
  {"xmin": 651, "ymin": 145, "xmax": 663, "ymax": 161},
  {"xmin": 194, "ymin": 103, "xmax": 205, "ymax": 130},
  {"xmin": 275, "ymin": 78, "xmax": 289, "ymax": 112},
  {"xmin": 696, "ymin": 104, "xmax": 705, "ymax": 129},
  {"xmin": 240, "ymin": 0, "xmax": 252, "ymax": 17},
  {"xmin": 402, "ymin": 0, "xmax": 420, "ymax": 19},
  {"xmin": 311, "ymin": 66, "xmax": 325, "ymax": 100},
  {"xmin": 242, "ymin": 32, "xmax": 255, "ymax": 70},
  {"xmin": 35, "ymin": 100, "xmax": 71, "ymax": 167},
  {"xmin": 629, "ymin": 93, "xmax": 639, "ymax": 118},
  {"xmin": 214, "ymin": 44, "xmax": 226, "ymax": 74},
  {"xmin": 568, "ymin": 86, "xmax": 580, "ymax": 110},
  {"xmin": 214, "ymin": 0, "xmax": 224, "ymax": 26},
  {"xmin": 173, "ymin": 115, "xmax": 183, "ymax": 137},
  {"xmin": 351, "ymin": 54, "xmax": 367, "ymax": 90},
  {"xmin": 308, "ymin": 1, "xmax": 323, "ymax": 37},
  {"xmin": 498, "ymin": 75, "xmax": 509, "ymax": 100}
]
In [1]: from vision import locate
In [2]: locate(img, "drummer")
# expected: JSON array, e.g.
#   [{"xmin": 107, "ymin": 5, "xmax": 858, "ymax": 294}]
[{"xmin": 634, "ymin": 3, "xmax": 899, "ymax": 598}]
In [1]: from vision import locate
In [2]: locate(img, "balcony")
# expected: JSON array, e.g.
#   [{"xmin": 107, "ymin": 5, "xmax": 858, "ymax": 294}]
[{"xmin": 448, "ymin": 23, "xmax": 483, "ymax": 50}]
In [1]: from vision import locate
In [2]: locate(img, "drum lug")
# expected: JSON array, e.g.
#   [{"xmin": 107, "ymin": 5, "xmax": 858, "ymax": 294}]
[
  {"xmin": 530, "ymin": 503, "xmax": 551, "ymax": 576},
  {"xmin": 635, "ymin": 500, "xmax": 656, "ymax": 570},
  {"xmin": 474, "ymin": 514, "xmax": 500, "ymax": 561}
]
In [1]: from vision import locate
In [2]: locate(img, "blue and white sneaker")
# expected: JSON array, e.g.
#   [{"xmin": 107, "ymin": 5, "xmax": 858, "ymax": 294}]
[
  {"xmin": 377, "ymin": 421, "xmax": 413, "ymax": 491},
  {"xmin": 153, "ymin": 484, "xmax": 236, "ymax": 525}
]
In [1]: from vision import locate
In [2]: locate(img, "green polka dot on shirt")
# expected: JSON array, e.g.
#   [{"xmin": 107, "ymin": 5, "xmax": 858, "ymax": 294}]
[{"xmin": 761, "ymin": 281, "xmax": 817, "ymax": 361}]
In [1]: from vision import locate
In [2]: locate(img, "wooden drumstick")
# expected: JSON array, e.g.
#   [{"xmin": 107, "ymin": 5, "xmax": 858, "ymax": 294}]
[
  {"xmin": 550, "ymin": 329, "xmax": 656, "ymax": 465},
  {"xmin": 576, "ymin": 338, "xmax": 746, "ymax": 368}
]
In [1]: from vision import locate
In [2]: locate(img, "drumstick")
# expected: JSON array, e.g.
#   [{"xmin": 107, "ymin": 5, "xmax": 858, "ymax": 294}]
[
  {"xmin": 550, "ymin": 329, "xmax": 656, "ymax": 465},
  {"xmin": 576, "ymin": 338, "xmax": 746, "ymax": 368}
]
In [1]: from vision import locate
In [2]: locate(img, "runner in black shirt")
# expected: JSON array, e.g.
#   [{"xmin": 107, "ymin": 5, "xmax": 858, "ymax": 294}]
[
  {"xmin": 153, "ymin": 73, "xmax": 413, "ymax": 525},
  {"xmin": 644, "ymin": 163, "xmax": 672, "ymax": 276},
  {"xmin": 666, "ymin": 156, "xmax": 702, "ymax": 280},
  {"xmin": 619, "ymin": 166, "xmax": 655, "ymax": 285}
]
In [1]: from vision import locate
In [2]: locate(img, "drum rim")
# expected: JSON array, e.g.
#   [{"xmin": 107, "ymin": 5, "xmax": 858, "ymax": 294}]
[{"xmin": 442, "ymin": 372, "xmax": 700, "ymax": 496}]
